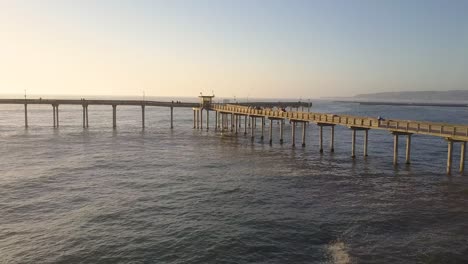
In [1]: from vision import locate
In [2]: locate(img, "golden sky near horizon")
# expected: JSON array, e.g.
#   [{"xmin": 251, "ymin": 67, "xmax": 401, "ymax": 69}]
[{"xmin": 1, "ymin": 1, "xmax": 467, "ymax": 99}]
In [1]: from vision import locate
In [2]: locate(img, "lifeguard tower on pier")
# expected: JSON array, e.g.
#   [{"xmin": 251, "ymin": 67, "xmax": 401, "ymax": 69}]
[{"xmin": 199, "ymin": 94, "xmax": 215, "ymax": 109}]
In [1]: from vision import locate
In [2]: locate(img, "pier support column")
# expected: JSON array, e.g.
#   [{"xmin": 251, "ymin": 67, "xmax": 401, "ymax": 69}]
[
  {"xmin": 330, "ymin": 126, "xmax": 335, "ymax": 152},
  {"xmin": 214, "ymin": 111, "xmax": 218, "ymax": 130},
  {"xmin": 235, "ymin": 115, "xmax": 238, "ymax": 134},
  {"xmin": 405, "ymin": 134, "xmax": 412, "ymax": 164},
  {"xmin": 269, "ymin": 119, "xmax": 273, "ymax": 144},
  {"xmin": 56, "ymin": 105, "xmax": 59, "ymax": 128},
  {"xmin": 206, "ymin": 110, "xmax": 209, "ymax": 130},
  {"xmin": 364, "ymin": 129, "xmax": 369, "ymax": 157},
  {"xmin": 393, "ymin": 134, "xmax": 399, "ymax": 165},
  {"xmin": 301, "ymin": 122, "xmax": 306, "ymax": 147},
  {"xmin": 82, "ymin": 105, "xmax": 86, "ymax": 128},
  {"xmin": 193, "ymin": 109, "xmax": 196, "ymax": 128},
  {"xmin": 24, "ymin": 104, "xmax": 28, "ymax": 128},
  {"xmin": 447, "ymin": 139, "xmax": 453, "ymax": 175},
  {"xmin": 460, "ymin": 141, "xmax": 466, "ymax": 174},
  {"xmin": 292, "ymin": 121, "xmax": 296, "ymax": 147},
  {"xmin": 85, "ymin": 106, "xmax": 89, "ymax": 128},
  {"xmin": 199, "ymin": 108, "xmax": 203, "ymax": 130},
  {"xmin": 280, "ymin": 120, "xmax": 284, "ymax": 144},
  {"xmin": 250, "ymin": 117, "xmax": 255, "ymax": 139},
  {"xmin": 141, "ymin": 105, "xmax": 145, "ymax": 128},
  {"xmin": 261, "ymin": 117, "xmax": 265, "ymax": 140},
  {"xmin": 112, "ymin": 105, "xmax": 117, "ymax": 129},
  {"xmin": 319, "ymin": 125, "xmax": 323, "ymax": 152},
  {"xmin": 170, "ymin": 106, "xmax": 174, "ymax": 129},
  {"xmin": 53, "ymin": 105, "xmax": 56, "ymax": 128},
  {"xmin": 351, "ymin": 129, "xmax": 356, "ymax": 158},
  {"xmin": 231, "ymin": 113, "xmax": 234, "ymax": 131},
  {"xmin": 244, "ymin": 115, "xmax": 247, "ymax": 135},
  {"xmin": 197, "ymin": 109, "xmax": 200, "ymax": 129}
]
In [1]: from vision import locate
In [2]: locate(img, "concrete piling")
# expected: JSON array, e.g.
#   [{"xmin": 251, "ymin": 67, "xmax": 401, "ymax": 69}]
[
  {"xmin": 447, "ymin": 139, "xmax": 453, "ymax": 174},
  {"xmin": 56, "ymin": 105, "xmax": 59, "ymax": 128},
  {"xmin": 405, "ymin": 134, "xmax": 411, "ymax": 164},
  {"xmin": 170, "ymin": 106, "xmax": 174, "ymax": 129},
  {"xmin": 319, "ymin": 125, "xmax": 323, "ymax": 152},
  {"xmin": 393, "ymin": 133, "xmax": 399, "ymax": 165},
  {"xmin": 251, "ymin": 116, "xmax": 255, "ymax": 139},
  {"xmin": 141, "ymin": 105, "xmax": 145, "ymax": 128},
  {"xmin": 460, "ymin": 141, "xmax": 466, "ymax": 174},
  {"xmin": 112, "ymin": 105, "xmax": 116, "ymax": 128},
  {"xmin": 301, "ymin": 122, "xmax": 306, "ymax": 147},
  {"xmin": 244, "ymin": 115, "xmax": 247, "ymax": 135},
  {"xmin": 85, "ymin": 106, "xmax": 89, "ymax": 128},
  {"xmin": 364, "ymin": 129, "xmax": 368, "ymax": 157},
  {"xmin": 24, "ymin": 104, "xmax": 28, "ymax": 128},
  {"xmin": 351, "ymin": 129, "xmax": 356, "ymax": 158},
  {"xmin": 280, "ymin": 120, "xmax": 284, "ymax": 144},
  {"xmin": 292, "ymin": 121, "xmax": 296, "ymax": 147},
  {"xmin": 53, "ymin": 105, "xmax": 56, "ymax": 128},
  {"xmin": 206, "ymin": 110, "xmax": 209, "ymax": 130},
  {"xmin": 269, "ymin": 119, "xmax": 273, "ymax": 144},
  {"xmin": 330, "ymin": 126, "xmax": 335, "ymax": 152},
  {"xmin": 261, "ymin": 117, "xmax": 265, "ymax": 140},
  {"xmin": 193, "ymin": 109, "xmax": 196, "ymax": 128}
]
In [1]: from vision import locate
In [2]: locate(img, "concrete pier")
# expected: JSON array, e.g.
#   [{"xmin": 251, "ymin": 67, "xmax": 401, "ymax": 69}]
[
  {"xmin": 206, "ymin": 109, "xmax": 209, "ymax": 130},
  {"xmin": 112, "ymin": 105, "xmax": 117, "ymax": 128},
  {"xmin": 24, "ymin": 104, "xmax": 28, "ymax": 128},
  {"xmin": 215, "ymin": 111, "xmax": 218, "ymax": 130}
]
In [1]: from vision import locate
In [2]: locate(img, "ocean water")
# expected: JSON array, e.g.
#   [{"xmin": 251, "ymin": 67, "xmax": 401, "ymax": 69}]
[{"xmin": 1, "ymin": 101, "xmax": 468, "ymax": 264}]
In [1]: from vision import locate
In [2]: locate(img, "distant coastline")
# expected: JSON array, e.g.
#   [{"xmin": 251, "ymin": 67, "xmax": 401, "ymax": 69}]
[{"xmin": 335, "ymin": 100, "xmax": 468, "ymax": 107}]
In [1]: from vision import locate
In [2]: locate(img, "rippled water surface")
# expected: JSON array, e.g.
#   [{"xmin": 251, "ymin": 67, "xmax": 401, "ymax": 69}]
[{"xmin": 1, "ymin": 101, "xmax": 468, "ymax": 263}]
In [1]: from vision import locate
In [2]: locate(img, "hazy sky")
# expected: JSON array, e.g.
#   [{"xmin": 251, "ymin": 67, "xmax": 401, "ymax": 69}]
[{"xmin": 1, "ymin": 0, "xmax": 467, "ymax": 98}]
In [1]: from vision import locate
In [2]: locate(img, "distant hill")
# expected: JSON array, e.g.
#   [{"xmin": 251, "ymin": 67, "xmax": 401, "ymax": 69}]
[{"xmin": 354, "ymin": 90, "xmax": 468, "ymax": 101}]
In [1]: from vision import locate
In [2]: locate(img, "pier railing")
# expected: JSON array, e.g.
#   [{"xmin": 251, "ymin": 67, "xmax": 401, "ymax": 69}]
[{"xmin": 212, "ymin": 104, "xmax": 468, "ymax": 141}]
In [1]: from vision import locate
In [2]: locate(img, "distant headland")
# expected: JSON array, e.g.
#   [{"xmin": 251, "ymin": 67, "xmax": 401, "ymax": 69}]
[{"xmin": 332, "ymin": 90, "xmax": 468, "ymax": 107}]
